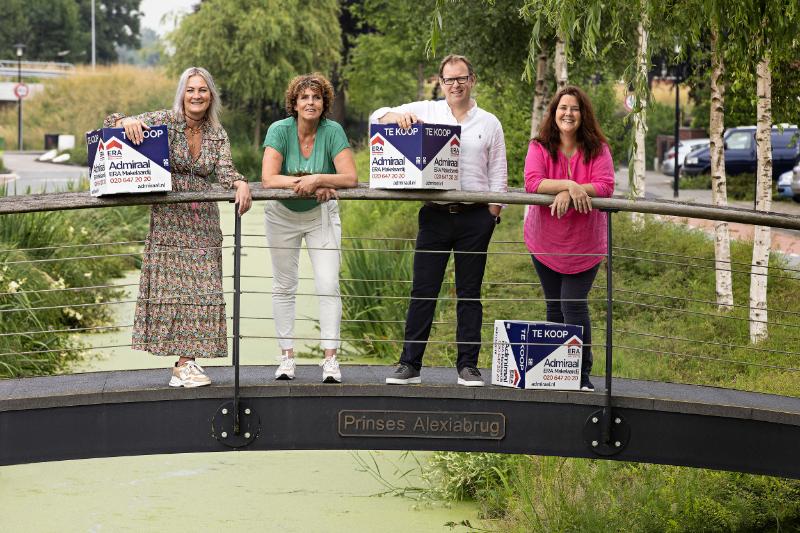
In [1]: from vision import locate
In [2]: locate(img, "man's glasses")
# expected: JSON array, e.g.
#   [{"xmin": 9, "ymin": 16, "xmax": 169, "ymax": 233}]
[{"xmin": 440, "ymin": 75, "xmax": 471, "ymax": 85}]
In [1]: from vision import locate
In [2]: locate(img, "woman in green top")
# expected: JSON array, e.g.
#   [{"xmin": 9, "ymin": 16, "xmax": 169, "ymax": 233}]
[{"xmin": 261, "ymin": 73, "xmax": 357, "ymax": 383}]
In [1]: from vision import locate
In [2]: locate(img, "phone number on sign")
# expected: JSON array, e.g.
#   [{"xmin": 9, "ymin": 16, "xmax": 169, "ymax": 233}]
[{"xmin": 109, "ymin": 175, "xmax": 152, "ymax": 184}]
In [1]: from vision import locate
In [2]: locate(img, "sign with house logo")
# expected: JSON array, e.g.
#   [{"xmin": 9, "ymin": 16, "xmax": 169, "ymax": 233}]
[
  {"xmin": 368, "ymin": 123, "xmax": 461, "ymax": 190},
  {"xmin": 86, "ymin": 126, "xmax": 171, "ymax": 197},
  {"xmin": 492, "ymin": 320, "xmax": 583, "ymax": 390}
]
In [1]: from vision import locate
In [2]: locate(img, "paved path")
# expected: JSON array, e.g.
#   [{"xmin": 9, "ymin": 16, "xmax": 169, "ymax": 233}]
[{"xmin": 1, "ymin": 151, "xmax": 86, "ymax": 195}]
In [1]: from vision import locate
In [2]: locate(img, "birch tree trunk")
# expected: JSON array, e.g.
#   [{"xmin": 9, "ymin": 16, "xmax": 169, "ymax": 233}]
[
  {"xmin": 526, "ymin": 47, "xmax": 551, "ymax": 224},
  {"xmin": 631, "ymin": 9, "xmax": 649, "ymax": 228},
  {"xmin": 709, "ymin": 22, "xmax": 734, "ymax": 310},
  {"xmin": 554, "ymin": 38, "xmax": 568, "ymax": 90},
  {"xmin": 749, "ymin": 56, "xmax": 773, "ymax": 342},
  {"xmin": 530, "ymin": 47, "xmax": 549, "ymax": 138}
]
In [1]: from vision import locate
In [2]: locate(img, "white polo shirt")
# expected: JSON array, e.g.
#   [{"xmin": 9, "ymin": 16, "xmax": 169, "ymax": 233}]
[{"xmin": 370, "ymin": 99, "xmax": 508, "ymax": 198}]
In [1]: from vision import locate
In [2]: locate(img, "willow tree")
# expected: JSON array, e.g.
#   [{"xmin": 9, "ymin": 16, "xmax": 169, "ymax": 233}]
[
  {"xmin": 169, "ymin": 0, "xmax": 341, "ymax": 146},
  {"xmin": 629, "ymin": 1, "xmax": 649, "ymax": 228},
  {"xmin": 721, "ymin": 0, "xmax": 797, "ymax": 342},
  {"xmin": 429, "ymin": 0, "xmax": 547, "ymax": 137},
  {"xmin": 345, "ymin": 0, "xmax": 439, "ymax": 116}
]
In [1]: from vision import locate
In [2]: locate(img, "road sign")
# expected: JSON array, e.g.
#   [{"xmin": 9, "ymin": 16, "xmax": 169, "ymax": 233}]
[{"xmin": 13, "ymin": 83, "xmax": 29, "ymax": 99}]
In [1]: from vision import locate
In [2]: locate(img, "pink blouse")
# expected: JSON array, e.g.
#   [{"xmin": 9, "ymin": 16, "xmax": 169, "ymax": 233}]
[{"xmin": 523, "ymin": 141, "xmax": 615, "ymax": 274}]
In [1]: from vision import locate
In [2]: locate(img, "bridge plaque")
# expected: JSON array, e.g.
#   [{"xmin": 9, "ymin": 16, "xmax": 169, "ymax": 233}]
[{"xmin": 338, "ymin": 410, "xmax": 505, "ymax": 440}]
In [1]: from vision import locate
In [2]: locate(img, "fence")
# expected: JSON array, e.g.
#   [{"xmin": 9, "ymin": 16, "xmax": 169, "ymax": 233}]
[{"xmin": 2, "ymin": 186, "xmax": 800, "ymax": 405}]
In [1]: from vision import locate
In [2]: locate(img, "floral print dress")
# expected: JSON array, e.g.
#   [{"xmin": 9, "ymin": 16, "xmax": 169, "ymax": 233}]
[{"xmin": 104, "ymin": 110, "xmax": 245, "ymax": 358}]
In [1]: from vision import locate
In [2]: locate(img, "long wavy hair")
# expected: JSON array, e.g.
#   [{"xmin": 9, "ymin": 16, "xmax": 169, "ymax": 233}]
[
  {"xmin": 173, "ymin": 67, "xmax": 221, "ymax": 128},
  {"xmin": 284, "ymin": 73, "xmax": 335, "ymax": 120},
  {"xmin": 536, "ymin": 86, "xmax": 607, "ymax": 164}
]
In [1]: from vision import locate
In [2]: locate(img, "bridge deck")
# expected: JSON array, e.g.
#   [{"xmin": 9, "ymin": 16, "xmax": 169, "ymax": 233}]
[
  {"xmin": 2, "ymin": 366, "xmax": 799, "ymax": 477},
  {"xmin": 1, "ymin": 365, "xmax": 798, "ymax": 425}
]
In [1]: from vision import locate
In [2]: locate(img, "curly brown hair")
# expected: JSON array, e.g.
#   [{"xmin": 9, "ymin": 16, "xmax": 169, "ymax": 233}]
[
  {"xmin": 536, "ymin": 86, "xmax": 608, "ymax": 164},
  {"xmin": 284, "ymin": 73, "xmax": 335, "ymax": 119}
]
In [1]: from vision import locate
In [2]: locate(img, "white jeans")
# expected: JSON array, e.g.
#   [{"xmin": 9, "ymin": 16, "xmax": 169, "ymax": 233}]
[{"xmin": 264, "ymin": 200, "xmax": 342, "ymax": 350}]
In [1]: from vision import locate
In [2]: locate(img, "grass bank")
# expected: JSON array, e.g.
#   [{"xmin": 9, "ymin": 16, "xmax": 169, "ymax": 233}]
[
  {"xmin": 339, "ymin": 147, "xmax": 800, "ymax": 530},
  {"xmin": 0, "ymin": 66, "xmax": 175, "ymax": 152}
]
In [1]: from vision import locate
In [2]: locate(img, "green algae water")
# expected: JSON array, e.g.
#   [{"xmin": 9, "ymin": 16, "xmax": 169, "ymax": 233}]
[{"xmin": 0, "ymin": 202, "xmax": 482, "ymax": 532}]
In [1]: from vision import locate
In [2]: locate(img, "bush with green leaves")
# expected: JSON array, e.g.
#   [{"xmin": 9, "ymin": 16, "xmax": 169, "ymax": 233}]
[
  {"xmin": 0, "ymin": 183, "xmax": 148, "ymax": 377},
  {"xmin": 678, "ymin": 172, "xmax": 789, "ymax": 202}
]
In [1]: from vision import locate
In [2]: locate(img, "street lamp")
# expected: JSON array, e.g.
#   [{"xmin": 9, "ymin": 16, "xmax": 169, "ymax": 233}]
[
  {"xmin": 14, "ymin": 43, "xmax": 25, "ymax": 151},
  {"xmin": 672, "ymin": 46, "xmax": 682, "ymax": 199}
]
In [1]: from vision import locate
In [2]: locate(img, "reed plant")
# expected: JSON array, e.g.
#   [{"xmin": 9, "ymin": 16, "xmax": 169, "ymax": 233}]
[
  {"xmin": 0, "ymin": 181, "xmax": 148, "ymax": 377},
  {"xmin": 338, "ymin": 236, "xmax": 413, "ymax": 359}
]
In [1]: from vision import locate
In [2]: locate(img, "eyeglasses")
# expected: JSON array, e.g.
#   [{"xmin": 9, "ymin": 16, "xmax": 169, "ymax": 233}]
[{"xmin": 440, "ymin": 75, "xmax": 471, "ymax": 85}]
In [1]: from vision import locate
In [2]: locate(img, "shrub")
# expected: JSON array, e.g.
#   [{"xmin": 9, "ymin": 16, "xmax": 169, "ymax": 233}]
[
  {"xmin": 679, "ymin": 172, "xmax": 788, "ymax": 202},
  {"xmin": 0, "ymin": 183, "xmax": 149, "ymax": 377}
]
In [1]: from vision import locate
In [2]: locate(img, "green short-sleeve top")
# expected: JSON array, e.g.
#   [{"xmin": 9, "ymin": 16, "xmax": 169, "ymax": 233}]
[{"xmin": 262, "ymin": 117, "xmax": 351, "ymax": 212}]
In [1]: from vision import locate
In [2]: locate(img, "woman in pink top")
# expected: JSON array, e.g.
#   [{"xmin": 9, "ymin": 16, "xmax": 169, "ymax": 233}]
[{"xmin": 523, "ymin": 86, "xmax": 615, "ymax": 391}]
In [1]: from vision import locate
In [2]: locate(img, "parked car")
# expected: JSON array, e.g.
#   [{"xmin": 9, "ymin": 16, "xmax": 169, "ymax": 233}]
[
  {"xmin": 682, "ymin": 125, "xmax": 799, "ymax": 179},
  {"xmin": 661, "ymin": 138, "xmax": 709, "ymax": 175},
  {"xmin": 791, "ymin": 164, "xmax": 800, "ymax": 202},
  {"xmin": 777, "ymin": 170, "xmax": 794, "ymax": 199}
]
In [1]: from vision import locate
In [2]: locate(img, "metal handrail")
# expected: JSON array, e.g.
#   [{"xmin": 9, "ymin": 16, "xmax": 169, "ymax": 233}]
[
  {"xmin": 3, "ymin": 184, "xmax": 800, "ymax": 230},
  {"xmin": 4, "ymin": 185, "xmax": 800, "ymax": 453}
]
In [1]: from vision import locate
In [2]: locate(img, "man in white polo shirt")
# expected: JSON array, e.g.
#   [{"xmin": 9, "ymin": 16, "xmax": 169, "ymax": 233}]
[{"xmin": 370, "ymin": 54, "xmax": 508, "ymax": 386}]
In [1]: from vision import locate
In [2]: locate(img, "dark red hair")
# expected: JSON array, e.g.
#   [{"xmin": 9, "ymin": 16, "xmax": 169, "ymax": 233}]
[{"xmin": 536, "ymin": 85, "xmax": 607, "ymax": 164}]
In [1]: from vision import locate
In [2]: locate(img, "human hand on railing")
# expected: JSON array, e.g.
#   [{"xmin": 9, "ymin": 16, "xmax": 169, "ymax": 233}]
[
  {"xmin": 315, "ymin": 187, "xmax": 339, "ymax": 203},
  {"xmin": 117, "ymin": 117, "xmax": 149, "ymax": 145},
  {"xmin": 550, "ymin": 190, "xmax": 572, "ymax": 218},
  {"xmin": 567, "ymin": 181, "xmax": 592, "ymax": 214},
  {"xmin": 293, "ymin": 174, "xmax": 320, "ymax": 196},
  {"xmin": 232, "ymin": 181, "xmax": 252, "ymax": 215}
]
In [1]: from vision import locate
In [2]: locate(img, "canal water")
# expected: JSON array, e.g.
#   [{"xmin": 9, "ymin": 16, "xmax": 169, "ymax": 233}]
[{"xmin": 0, "ymin": 202, "xmax": 482, "ymax": 532}]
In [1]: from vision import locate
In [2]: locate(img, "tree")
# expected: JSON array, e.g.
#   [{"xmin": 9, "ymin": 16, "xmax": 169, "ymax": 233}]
[
  {"xmin": 344, "ymin": 0, "xmax": 436, "ymax": 116},
  {"xmin": 169, "ymin": 0, "xmax": 341, "ymax": 146},
  {"xmin": 76, "ymin": 0, "xmax": 143, "ymax": 64},
  {"xmin": 708, "ymin": 17, "xmax": 733, "ymax": 310},
  {"xmin": 719, "ymin": 0, "xmax": 797, "ymax": 342},
  {"xmin": 0, "ymin": 0, "xmax": 80, "ymax": 62},
  {"xmin": 629, "ymin": 2, "xmax": 650, "ymax": 228},
  {"xmin": 0, "ymin": 0, "xmax": 142, "ymax": 64}
]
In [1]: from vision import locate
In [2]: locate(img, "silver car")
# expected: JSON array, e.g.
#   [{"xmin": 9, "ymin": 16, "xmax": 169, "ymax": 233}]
[
  {"xmin": 791, "ymin": 164, "xmax": 800, "ymax": 202},
  {"xmin": 777, "ymin": 170, "xmax": 794, "ymax": 199},
  {"xmin": 662, "ymin": 138, "xmax": 710, "ymax": 175}
]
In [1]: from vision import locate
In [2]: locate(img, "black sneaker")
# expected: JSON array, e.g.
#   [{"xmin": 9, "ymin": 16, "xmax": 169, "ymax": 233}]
[
  {"xmin": 386, "ymin": 363, "xmax": 421, "ymax": 384},
  {"xmin": 457, "ymin": 367, "xmax": 484, "ymax": 387},
  {"xmin": 580, "ymin": 375, "xmax": 595, "ymax": 391}
]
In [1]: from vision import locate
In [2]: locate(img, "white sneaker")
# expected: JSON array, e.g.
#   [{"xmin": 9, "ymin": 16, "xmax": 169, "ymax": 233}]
[
  {"xmin": 169, "ymin": 360, "xmax": 211, "ymax": 388},
  {"xmin": 320, "ymin": 356, "xmax": 342, "ymax": 383},
  {"xmin": 275, "ymin": 355, "xmax": 296, "ymax": 380}
]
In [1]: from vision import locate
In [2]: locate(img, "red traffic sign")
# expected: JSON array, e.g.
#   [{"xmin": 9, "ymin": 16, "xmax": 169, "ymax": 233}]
[{"xmin": 13, "ymin": 83, "xmax": 29, "ymax": 99}]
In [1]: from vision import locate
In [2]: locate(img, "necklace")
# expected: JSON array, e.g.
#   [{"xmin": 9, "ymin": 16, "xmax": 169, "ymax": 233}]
[
  {"xmin": 184, "ymin": 114, "xmax": 205, "ymax": 135},
  {"xmin": 298, "ymin": 131, "xmax": 316, "ymax": 151}
]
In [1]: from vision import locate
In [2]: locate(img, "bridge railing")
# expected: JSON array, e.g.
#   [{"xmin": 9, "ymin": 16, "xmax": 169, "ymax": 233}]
[{"xmin": 2, "ymin": 186, "xmax": 800, "ymax": 404}]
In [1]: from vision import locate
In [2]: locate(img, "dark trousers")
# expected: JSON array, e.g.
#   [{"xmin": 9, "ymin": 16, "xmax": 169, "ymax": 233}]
[
  {"xmin": 531, "ymin": 256, "xmax": 600, "ymax": 376},
  {"xmin": 400, "ymin": 204, "xmax": 496, "ymax": 371}
]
